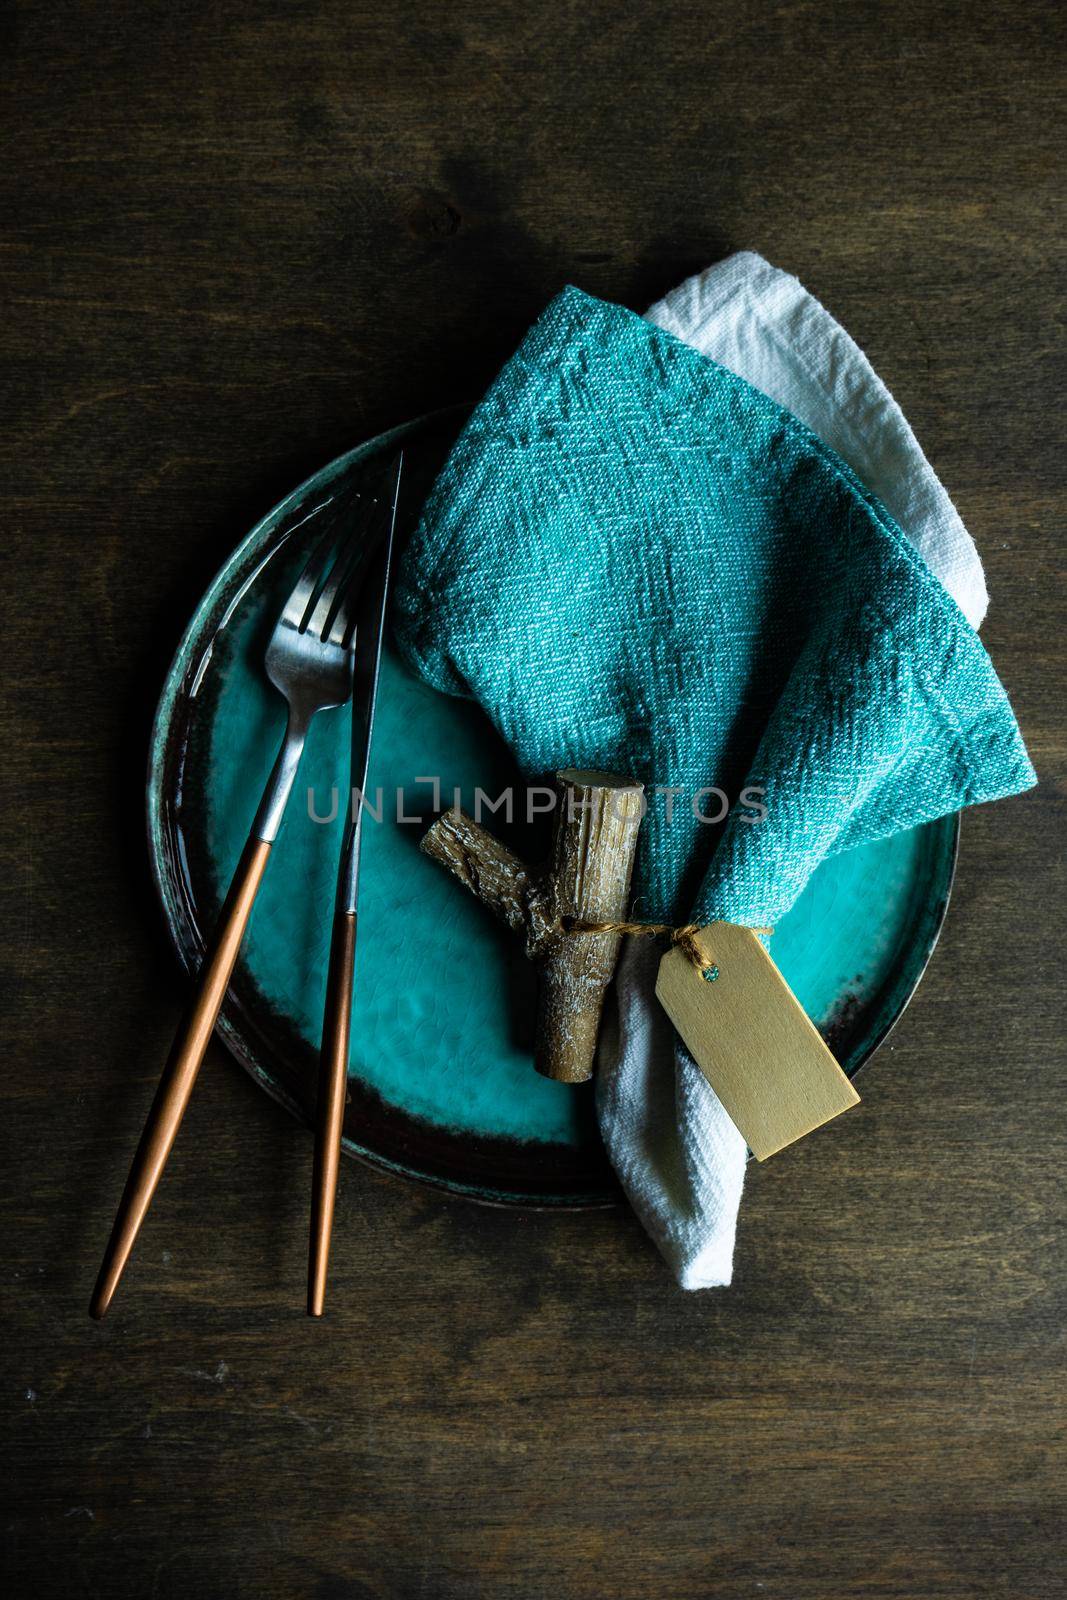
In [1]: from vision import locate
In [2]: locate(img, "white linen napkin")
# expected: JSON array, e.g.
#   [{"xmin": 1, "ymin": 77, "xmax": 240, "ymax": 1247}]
[
  {"xmin": 645, "ymin": 253, "xmax": 988, "ymax": 628},
  {"xmin": 595, "ymin": 252, "xmax": 988, "ymax": 1289}
]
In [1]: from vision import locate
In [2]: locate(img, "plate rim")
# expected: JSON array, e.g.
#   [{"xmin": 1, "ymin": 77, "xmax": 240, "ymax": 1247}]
[{"xmin": 146, "ymin": 413, "xmax": 960, "ymax": 1209}]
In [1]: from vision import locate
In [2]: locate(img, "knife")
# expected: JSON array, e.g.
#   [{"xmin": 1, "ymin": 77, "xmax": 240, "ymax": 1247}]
[{"xmin": 307, "ymin": 451, "xmax": 402, "ymax": 1316}]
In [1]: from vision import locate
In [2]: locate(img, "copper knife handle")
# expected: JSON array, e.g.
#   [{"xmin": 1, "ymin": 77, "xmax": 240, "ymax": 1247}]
[
  {"xmin": 307, "ymin": 905, "xmax": 357, "ymax": 1317},
  {"xmin": 90, "ymin": 836, "xmax": 272, "ymax": 1320}
]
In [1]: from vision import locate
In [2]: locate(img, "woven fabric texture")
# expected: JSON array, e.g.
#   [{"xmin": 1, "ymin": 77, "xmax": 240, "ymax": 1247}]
[
  {"xmin": 395, "ymin": 286, "xmax": 1035, "ymax": 933},
  {"xmin": 645, "ymin": 252, "xmax": 989, "ymax": 629}
]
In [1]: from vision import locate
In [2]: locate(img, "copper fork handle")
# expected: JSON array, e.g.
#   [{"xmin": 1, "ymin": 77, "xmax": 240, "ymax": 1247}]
[
  {"xmin": 90, "ymin": 836, "xmax": 272, "ymax": 1320},
  {"xmin": 307, "ymin": 906, "xmax": 357, "ymax": 1317}
]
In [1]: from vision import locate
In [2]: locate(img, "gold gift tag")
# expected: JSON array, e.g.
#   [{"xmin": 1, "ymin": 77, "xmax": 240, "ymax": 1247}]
[{"xmin": 655, "ymin": 923, "xmax": 859, "ymax": 1159}]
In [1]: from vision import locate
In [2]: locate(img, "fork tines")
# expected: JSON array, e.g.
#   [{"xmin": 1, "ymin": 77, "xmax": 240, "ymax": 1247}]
[{"xmin": 284, "ymin": 472, "xmax": 391, "ymax": 645}]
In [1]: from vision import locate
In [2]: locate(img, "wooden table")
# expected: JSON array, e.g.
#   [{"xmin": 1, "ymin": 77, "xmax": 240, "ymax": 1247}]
[{"xmin": 3, "ymin": 2, "xmax": 1064, "ymax": 1595}]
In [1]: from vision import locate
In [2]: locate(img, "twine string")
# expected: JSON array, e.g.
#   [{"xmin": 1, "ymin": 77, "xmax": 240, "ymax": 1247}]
[{"xmin": 563, "ymin": 917, "xmax": 774, "ymax": 975}]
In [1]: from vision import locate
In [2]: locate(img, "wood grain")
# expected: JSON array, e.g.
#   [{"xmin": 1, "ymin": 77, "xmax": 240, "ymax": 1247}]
[
  {"xmin": 1, "ymin": 1, "xmax": 1064, "ymax": 1596},
  {"xmin": 420, "ymin": 805, "xmax": 549, "ymax": 947},
  {"xmin": 421, "ymin": 771, "xmax": 645, "ymax": 1082},
  {"xmin": 90, "ymin": 834, "xmax": 273, "ymax": 1320},
  {"xmin": 533, "ymin": 771, "xmax": 644, "ymax": 1083}
]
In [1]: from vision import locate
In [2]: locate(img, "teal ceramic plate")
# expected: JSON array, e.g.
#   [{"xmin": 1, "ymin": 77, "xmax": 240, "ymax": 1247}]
[{"xmin": 147, "ymin": 410, "xmax": 959, "ymax": 1207}]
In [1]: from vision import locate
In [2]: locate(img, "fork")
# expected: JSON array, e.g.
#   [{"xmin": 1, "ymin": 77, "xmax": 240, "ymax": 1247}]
[{"xmin": 90, "ymin": 483, "xmax": 377, "ymax": 1319}]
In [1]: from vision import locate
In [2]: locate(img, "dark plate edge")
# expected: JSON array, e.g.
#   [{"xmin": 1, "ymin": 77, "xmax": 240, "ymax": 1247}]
[{"xmin": 145, "ymin": 418, "xmax": 961, "ymax": 1208}]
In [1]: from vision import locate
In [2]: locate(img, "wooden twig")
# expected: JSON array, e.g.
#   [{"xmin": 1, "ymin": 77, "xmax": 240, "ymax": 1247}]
[{"xmin": 420, "ymin": 769, "xmax": 645, "ymax": 1083}]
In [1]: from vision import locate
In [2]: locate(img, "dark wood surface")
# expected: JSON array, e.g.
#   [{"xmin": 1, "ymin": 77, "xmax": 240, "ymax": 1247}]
[{"xmin": 2, "ymin": 2, "xmax": 1064, "ymax": 1596}]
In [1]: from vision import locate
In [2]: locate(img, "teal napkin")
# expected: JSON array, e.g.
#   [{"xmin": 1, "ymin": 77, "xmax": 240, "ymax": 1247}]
[{"xmin": 394, "ymin": 286, "xmax": 1035, "ymax": 930}]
